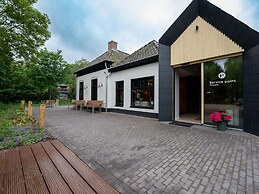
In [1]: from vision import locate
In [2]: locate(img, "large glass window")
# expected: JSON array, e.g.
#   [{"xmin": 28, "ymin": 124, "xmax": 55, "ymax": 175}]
[
  {"xmin": 115, "ymin": 81, "xmax": 124, "ymax": 107},
  {"xmin": 204, "ymin": 56, "xmax": 243, "ymax": 128},
  {"xmin": 131, "ymin": 76, "xmax": 154, "ymax": 109},
  {"xmin": 91, "ymin": 79, "xmax": 97, "ymax": 100}
]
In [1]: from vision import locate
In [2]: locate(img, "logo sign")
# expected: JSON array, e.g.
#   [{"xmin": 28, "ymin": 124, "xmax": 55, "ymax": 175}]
[{"xmin": 218, "ymin": 72, "xmax": 226, "ymax": 79}]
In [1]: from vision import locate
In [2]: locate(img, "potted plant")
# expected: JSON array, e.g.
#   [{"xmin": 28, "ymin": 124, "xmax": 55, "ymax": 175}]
[{"xmin": 209, "ymin": 111, "xmax": 232, "ymax": 131}]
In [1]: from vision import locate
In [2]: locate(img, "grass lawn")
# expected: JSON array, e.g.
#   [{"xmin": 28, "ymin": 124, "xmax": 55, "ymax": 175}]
[{"xmin": 0, "ymin": 103, "xmax": 52, "ymax": 150}]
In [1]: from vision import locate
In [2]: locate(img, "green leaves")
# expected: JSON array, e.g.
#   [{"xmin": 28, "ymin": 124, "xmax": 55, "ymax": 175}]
[
  {"xmin": 0, "ymin": 105, "xmax": 52, "ymax": 150},
  {"xmin": 0, "ymin": 0, "xmax": 50, "ymax": 61}
]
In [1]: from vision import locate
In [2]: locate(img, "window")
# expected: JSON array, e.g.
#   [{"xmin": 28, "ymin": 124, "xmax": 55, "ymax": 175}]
[
  {"xmin": 204, "ymin": 56, "xmax": 243, "ymax": 128},
  {"xmin": 115, "ymin": 81, "xmax": 124, "ymax": 107},
  {"xmin": 91, "ymin": 79, "xmax": 97, "ymax": 100},
  {"xmin": 131, "ymin": 76, "xmax": 154, "ymax": 109}
]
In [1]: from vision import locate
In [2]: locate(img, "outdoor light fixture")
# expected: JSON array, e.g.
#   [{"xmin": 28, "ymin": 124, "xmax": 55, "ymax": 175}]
[
  {"xmin": 84, "ymin": 85, "xmax": 88, "ymax": 89},
  {"xmin": 196, "ymin": 25, "xmax": 199, "ymax": 31},
  {"xmin": 98, "ymin": 83, "xmax": 103, "ymax": 87}
]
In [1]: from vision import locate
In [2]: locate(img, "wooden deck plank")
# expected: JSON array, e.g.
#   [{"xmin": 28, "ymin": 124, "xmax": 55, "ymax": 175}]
[
  {"xmin": 4, "ymin": 148, "xmax": 26, "ymax": 194},
  {"xmin": 20, "ymin": 146, "xmax": 50, "ymax": 194},
  {"xmin": 51, "ymin": 140, "xmax": 119, "ymax": 194},
  {"xmin": 31, "ymin": 143, "xmax": 72, "ymax": 194},
  {"xmin": 0, "ymin": 150, "xmax": 6, "ymax": 194},
  {"xmin": 42, "ymin": 141, "xmax": 96, "ymax": 194}
]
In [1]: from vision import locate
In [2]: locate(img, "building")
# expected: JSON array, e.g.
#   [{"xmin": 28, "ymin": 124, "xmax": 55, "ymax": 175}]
[
  {"xmin": 74, "ymin": 40, "xmax": 159, "ymax": 118},
  {"xmin": 57, "ymin": 84, "xmax": 68, "ymax": 99},
  {"xmin": 75, "ymin": 40, "xmax": 129, "ymax": 102},
  {"xmin": 159, "ymin": 0, "xmax": 259, "ymax": 136},
  {"xmin": 75, "ymin": 0, "xmax": 259, "ymax": 136}
]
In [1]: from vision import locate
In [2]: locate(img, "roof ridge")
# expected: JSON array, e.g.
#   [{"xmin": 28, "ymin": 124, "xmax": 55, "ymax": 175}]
[{"xmin": 111, "ymin": 40, "xmax": 159, "ymax": 69}]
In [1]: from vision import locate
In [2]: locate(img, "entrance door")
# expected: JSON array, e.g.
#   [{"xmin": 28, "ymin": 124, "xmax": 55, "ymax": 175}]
[
  {"xmin": 91, "ymin": 79, "xmax": 97, "ymax": 100},
  {"xmin": 175, "ymin": 64, "xmax": 201, "ymax": 123},
  {"xmin": 79, "ymin": 81, "xmax": 84, "ymax": 100}
]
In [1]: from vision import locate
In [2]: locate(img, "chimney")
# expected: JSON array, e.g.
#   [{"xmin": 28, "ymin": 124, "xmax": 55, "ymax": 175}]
[{"xmin": 108, "ymin": 40, "xmax": 117, "ymax": 51}]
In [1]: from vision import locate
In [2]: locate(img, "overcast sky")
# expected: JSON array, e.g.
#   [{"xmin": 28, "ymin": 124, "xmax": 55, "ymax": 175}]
[{"xmin": 35, "ymin": 0, "xmax": 259, "ymax": 63}]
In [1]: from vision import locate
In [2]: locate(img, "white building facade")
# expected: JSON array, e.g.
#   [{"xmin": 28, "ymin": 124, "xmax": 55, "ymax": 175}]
[{"xmin": 75, "ymin": 40, "xmax": 159, "ymax": 118}]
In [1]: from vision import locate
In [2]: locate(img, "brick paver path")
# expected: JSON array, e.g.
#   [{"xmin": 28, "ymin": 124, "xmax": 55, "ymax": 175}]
[{"xmin": 34, "ymin": 106, "xmax": 259, "ymax": 194}]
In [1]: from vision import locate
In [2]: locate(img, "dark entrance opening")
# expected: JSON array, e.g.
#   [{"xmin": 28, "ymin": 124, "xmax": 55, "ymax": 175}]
[
  {"xmin": 79, "ymin": 81, "xmax": 84, "ymax": 100},
  {"xmin": 91, "ymin": 79, "xmax": 98, "ymax": 100},
  {"xmin": 175, "ymin": 64, "xmax": 201, "ymax": 123}
]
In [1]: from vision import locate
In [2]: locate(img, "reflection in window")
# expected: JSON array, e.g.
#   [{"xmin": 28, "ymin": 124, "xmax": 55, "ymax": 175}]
[
  {"xmin": 115, "ymin": 81, "xmax": 124, "ymax": 107},
  {"xmin": 204, "ymin": 56, "xmax": 243, "ymax": 128},
  {"xmin": 131, "ymin": 76, "xmax": 154, "ymax": 109}
]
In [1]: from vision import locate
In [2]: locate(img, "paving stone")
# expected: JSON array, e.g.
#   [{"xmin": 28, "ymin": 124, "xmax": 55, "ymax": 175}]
[{"xmin": 33, "ymin": 106, "xmax": 259, "ymax": 194}]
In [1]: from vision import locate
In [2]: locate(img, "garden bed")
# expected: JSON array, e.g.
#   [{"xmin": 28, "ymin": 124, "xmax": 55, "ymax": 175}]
[{"xmin": 0, "ymin": 103, "xmax": 52, "ymax": 150}]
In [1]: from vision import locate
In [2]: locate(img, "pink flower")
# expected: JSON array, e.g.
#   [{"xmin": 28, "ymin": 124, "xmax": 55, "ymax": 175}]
[
  {"xmin": 213, "ymin": 112, "xmax": 222, "ymax": 122},
  {"xmin": 224, "ymin": 115, "xmax": 232, "ymax": 121},
  {"xmin": 208, "ymin": 111, "xmax": 232, "ymax": 123},
  {"xmin": 209, "ymin": 114, "xmax": 214, "ymax": 121}
]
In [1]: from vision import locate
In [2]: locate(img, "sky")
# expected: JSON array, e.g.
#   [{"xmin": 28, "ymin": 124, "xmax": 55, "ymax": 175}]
[{"xmin": 35, "ymin": 0, "xmax": 259, "ymax": 63}]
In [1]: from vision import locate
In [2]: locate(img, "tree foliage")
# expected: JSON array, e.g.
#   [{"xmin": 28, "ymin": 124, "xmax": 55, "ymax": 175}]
[
  {"xmin": 0, "ymin": 0, "xmax": 51, "ymax": 62},
  {"xmin": 0, "ymin": 49, "xmax": 68, "ymax": 102},
  {"xmin": 27, "ymin": 49, "xmax": 68, "ymax": 100}
]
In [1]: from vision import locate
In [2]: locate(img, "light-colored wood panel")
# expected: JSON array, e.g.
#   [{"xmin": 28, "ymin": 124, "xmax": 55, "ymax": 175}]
[{"xmin": 171, "ymin": 16, "xmax": 244, "ymax": 66}]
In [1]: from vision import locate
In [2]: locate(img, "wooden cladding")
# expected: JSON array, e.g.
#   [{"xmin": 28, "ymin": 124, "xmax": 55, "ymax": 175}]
[{"xmin": 171, "ymin": 16, "xmax": 244, "ymax": 66}]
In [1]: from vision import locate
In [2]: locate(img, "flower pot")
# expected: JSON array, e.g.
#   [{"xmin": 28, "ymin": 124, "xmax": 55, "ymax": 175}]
[{"xmin": 217, "ymin": 122, "xmax": 227, "ymax": 131}]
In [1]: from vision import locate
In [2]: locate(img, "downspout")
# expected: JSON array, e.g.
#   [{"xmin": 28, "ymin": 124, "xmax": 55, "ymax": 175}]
[{"xmin": 105, "ymin": 62, "xmax": 111, "ymax": 113}]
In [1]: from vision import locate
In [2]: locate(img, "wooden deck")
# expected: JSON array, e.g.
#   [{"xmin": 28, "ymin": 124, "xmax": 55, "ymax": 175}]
[{"xmin": 0, "ymin": 140, "xmax": 119, "ymax": 194}]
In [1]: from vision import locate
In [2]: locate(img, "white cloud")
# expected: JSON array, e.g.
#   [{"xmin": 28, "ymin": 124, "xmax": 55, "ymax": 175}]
[
  {"xmin": 36, "ymin": 0, "xmax": 259, "ymax": 63},
  {"xmin": 44, "ymin": 33, "xmax": 88, "ymax": 63}
]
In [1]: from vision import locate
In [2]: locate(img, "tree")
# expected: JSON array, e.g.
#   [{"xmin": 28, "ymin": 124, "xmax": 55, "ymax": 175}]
[
  {"xmin": 29, "ymin": 49, "xmax": 68, "ymax": 100},
  {"xmin": 0, "ymin": 0, "xmax": 51, "ymax": 62}
]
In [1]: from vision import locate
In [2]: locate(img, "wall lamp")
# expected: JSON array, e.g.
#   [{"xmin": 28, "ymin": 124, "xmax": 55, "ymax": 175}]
[{"xmin": 98, "ymin": 83, "xmax": 103, "ymax": 87}]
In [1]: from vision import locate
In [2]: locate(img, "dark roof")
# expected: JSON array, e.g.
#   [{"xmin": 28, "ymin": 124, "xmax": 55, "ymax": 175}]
[
  {"xmin": 109, "ymin": 40, "xmax": 159, "ymax": 72},
  {"xmin": 159, "ymin": 0, "xmax": 259, "ymax": 51},
  {"xmin": 87, "ymin": 49, "xmax": 129, "ymax": 67},
  {"xmin": 75, "ymin": 49, "xmax": 129, "ymax": 75}
]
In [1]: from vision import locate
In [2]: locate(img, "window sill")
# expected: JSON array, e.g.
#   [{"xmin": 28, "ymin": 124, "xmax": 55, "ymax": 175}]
[{"xmin": 130, "ymin": 106, "xmax": 154, "ymax": 110}]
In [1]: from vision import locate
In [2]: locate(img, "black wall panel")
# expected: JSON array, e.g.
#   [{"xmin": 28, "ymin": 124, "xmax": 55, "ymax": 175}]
[
  {"xmin": 243, "ymin": 44, "xmax": 259, "ymax": 136},
  {"xmin": 158, "ymin": 44, "xmax": 173, "ymax": 121}
]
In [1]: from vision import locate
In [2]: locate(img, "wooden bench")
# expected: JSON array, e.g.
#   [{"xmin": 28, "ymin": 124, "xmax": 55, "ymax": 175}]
[
  {"xmin": 84, "ymin": 100, "xmax": 103, "ymax": 113},
  {"xmin": 68, "ymin": 100, "xmax": 85, "ymax": 110},
  {"xmin": 43, "ymin": 100, "xmax": 57, "ymax": 108}
]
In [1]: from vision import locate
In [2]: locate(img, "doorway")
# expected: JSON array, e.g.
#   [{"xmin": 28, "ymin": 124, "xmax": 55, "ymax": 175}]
[
  {"xmin": 79, "ymin": 81, "xmax": 84, "ymax": 100},
  {"xmin": 91, "ymin": 79, "xmax": 98, "ymax": 100},
  {"xmin": 175, "ymin": 64, "xmax": 201, "ymax": 124}
]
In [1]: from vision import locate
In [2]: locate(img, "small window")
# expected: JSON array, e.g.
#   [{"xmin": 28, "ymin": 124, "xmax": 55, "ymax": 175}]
[
  {"xmin": 115, "ymin": 81, "xmax": 124, "ymax": 107},
  {"xmin": 131, "ymin": 76, "xmax": 154, "ymax": 109}
]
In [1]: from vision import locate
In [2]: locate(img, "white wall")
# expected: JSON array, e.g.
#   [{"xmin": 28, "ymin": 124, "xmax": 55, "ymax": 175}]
[
  {"xmin": 76, "ymin": 62, "xmax": 159, "ymax": 114},
  {"xmin": 108, "ymin": 62, "xmax": 159, "ymax": 113},
  {"xmin": 76, "ymin": 69, "xmax": 108, "ymax": 106}
]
